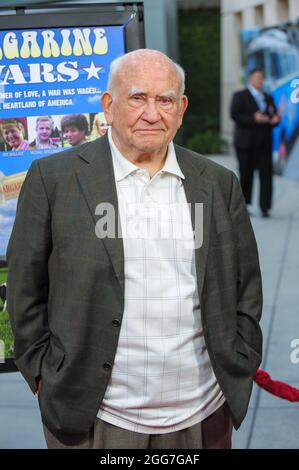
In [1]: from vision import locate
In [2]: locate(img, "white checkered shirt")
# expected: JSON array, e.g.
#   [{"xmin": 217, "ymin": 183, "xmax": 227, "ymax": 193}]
[{"xmin": 97, "ymin": 128, "xmax": 225, "ymax": 433}]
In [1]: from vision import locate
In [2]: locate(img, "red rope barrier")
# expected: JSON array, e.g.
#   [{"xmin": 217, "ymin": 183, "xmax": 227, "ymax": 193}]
[{"xmin": 254, "ymin": 369, "xmax": 299, "ymax": 401}]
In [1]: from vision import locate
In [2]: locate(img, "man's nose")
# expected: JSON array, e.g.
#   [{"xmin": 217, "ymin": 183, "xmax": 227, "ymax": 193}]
[{"xmin": 141, "ymin": 99, "xmax": 161, "ymax": 122}]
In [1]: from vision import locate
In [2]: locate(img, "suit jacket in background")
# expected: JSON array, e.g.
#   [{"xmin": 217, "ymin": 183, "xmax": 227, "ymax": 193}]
[
  {"xmin": 230, "ymin": 88, "xmax": 278, "ymax": 150},
  {"xmin": 7, "ymin": 135, "xmax": 263, "ymax": 443}
]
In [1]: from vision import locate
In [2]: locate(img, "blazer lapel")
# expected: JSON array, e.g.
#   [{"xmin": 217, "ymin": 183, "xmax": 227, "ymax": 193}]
[
  {"xmin": 176, "ymin": 148, "xmax": 213, "ymax": 301},
  {"xmin": 245, "ymin": 88, "xmax": 259, "ymax": 111},
  {"xmin": 75, "ymin": 136, "xmax": 125, "ymax": 295}
]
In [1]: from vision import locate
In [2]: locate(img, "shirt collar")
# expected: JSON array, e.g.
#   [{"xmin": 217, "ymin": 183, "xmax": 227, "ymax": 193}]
[
  {"xmin": 248, "ymin": 83, "xmax": 263, "ymax": 97},
  {"xmin": 108, "ymin": 127, "xmax": 138, "ymax": 182},
  {"xmin": 161, "ymin": 141, "xmax": 185, "ymax": 180},
  {"xmin": 108, "ymin": 127, "xmax": 185, "ymax": 182}
]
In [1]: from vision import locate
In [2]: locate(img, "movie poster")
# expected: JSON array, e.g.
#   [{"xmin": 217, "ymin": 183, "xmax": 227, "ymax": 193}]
[{"xmin": 0, "ymin": 25, "xmax": 125, "ymax": 362}]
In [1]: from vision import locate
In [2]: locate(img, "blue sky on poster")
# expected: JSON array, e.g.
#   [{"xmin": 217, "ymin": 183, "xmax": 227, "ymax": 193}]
[{"xmin": 0, "ymin": 198, "xmax": 16, "ymax": 255}]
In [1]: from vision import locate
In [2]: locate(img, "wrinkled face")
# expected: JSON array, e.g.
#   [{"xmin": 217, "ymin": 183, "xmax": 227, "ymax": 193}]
[
  {"xmin": 37, "ymin": 120, "xmax": 52, "ymax": 142},
  {"xmin": 101, "ymin": 58, "xmax": 188, "ymax": 157},
  {"xmin": 63, "ymin": 126, "xmax": 86, "ymax": 146},
  {"xmin": 2, "ymin": 126, "xmax": 23, "ymax": 149},
  {"xmin": 249, "ymin": 71, "xmax": 264, "ymax": 90}
]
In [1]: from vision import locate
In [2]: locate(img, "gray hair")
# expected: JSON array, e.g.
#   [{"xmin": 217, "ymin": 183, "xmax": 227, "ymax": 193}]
[{"xmin": 107, "ymin": 49, "xmax": 186, "ymax": 97}]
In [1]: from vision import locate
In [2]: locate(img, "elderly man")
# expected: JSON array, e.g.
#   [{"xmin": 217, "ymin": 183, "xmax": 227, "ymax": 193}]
[{"xmin": 7, "ymin": 49, "xmax": 263, "ymax": 449}]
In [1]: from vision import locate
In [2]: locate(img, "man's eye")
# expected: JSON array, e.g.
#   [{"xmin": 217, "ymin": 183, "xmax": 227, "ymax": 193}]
[
  {"xmin": 129, "ymin": 95, "xmax": 145, "ymax": 106},
  {"xmin": 159, "ymin": 97, "xmax": 173, "ymax": 106}
]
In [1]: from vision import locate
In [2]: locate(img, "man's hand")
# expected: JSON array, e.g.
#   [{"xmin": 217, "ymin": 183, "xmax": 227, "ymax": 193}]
[
  {"xmin": 35, "ymin": 377, "xmax": 42, "ymax": 395},
  {"xmin": 270, "ymin": 114, "xmax": 280, "ymax": 125},
  {"xmin": 254, "ymin": 111, "xmax": 270, "ymax": 124}
]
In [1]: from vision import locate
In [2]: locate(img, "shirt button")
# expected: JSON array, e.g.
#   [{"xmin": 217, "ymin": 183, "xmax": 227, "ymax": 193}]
[
  {"xmin": 112, "ymin": 319, "xmax": 120, "ymax": 327},
  {"xmin": 103, "ymin": 362, "xmax": 112, "ymax": 371}
]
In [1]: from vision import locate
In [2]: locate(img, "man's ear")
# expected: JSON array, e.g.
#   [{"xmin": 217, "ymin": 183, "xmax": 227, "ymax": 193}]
[
  {"xmin": 178, "ymin": 94, "xmax": 188, "ymax": 127},
  {"xmin": 101, "ymin": 92, "xmax": 114, "ymax": 125}
]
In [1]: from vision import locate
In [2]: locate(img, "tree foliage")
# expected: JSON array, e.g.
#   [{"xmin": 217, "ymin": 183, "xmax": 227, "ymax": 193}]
[{"xmin": 178, "ymin": 8, "xmax": 221, "ymax": 151}]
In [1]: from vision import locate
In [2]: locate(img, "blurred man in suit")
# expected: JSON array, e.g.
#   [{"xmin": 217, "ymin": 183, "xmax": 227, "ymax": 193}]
[
  {"xmin": 230, "ymin": 68, "xmax": 280, "ymax": 217},
  {"xmin": 7, "ymin": 49, "xmax": 263, "ymax": 449}
]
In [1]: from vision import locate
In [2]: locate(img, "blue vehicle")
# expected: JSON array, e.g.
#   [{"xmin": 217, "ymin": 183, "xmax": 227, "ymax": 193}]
[{"xmin": 244, "ymin": 26, "xmax": 299, "ymax": 173}]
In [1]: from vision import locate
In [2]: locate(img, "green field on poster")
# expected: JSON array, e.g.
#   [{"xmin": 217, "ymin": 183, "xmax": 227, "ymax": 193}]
[{"xmin": 0, "ymin": 267, "xmax": 13, "ymax": 358}]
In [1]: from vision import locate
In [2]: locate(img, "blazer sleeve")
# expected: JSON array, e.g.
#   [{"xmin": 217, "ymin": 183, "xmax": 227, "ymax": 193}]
[
  {"xmin": 230, "ymin": 91, "xmax": 255, "ymax": 127},
  {"xmin": 6, "ymin": 160, "xmax": 52, "ymax": 393},
  {"xmin": 229, "ymin": 172, "xmax": 263, "ymax": 362},
  {"xmin": 267, "ymin": 93, "xmax": 280, "ymax": 127}
]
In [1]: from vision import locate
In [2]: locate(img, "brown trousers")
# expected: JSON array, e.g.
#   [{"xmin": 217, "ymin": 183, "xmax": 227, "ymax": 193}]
[{"xmin": 43, "ymin": 402, "xmax": 233, "ymax": 449}]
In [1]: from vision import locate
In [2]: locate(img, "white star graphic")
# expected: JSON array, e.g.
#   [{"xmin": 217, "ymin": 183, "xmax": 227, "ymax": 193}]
[{"xmin": 83, "ymin": 61, "xmax": 102, "ymax": 80}]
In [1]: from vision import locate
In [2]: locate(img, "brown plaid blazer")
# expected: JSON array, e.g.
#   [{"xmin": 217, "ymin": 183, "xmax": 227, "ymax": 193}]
[{"xmin": 7, "ymin": 135, "xmax": 262, "ymax": 443}]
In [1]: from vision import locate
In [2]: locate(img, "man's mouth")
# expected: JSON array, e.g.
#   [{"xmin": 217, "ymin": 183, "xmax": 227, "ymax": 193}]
[{"xmin": 135, "ymin": 129, "xmax": 163, "ymax": 133}]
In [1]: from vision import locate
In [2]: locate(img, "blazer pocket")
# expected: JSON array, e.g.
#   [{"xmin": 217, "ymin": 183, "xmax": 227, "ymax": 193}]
[
  {"xmin": 50, "ymin": 336, "xmax": 66, "ymax": 372},
  {"xmin": 236, "ymin": 335, "xmax": 262, "ymax": 372},
  {"xmin": 236, "ymin": 334, "xmax": 249, "ymax": 359}
]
